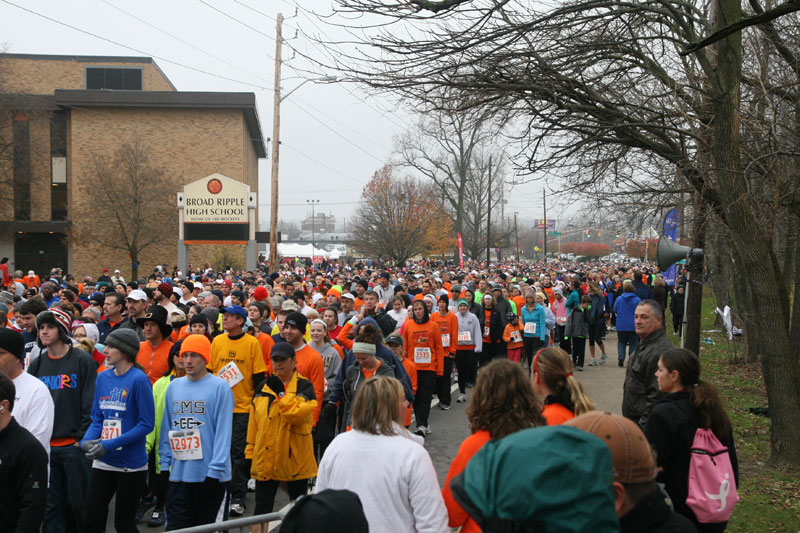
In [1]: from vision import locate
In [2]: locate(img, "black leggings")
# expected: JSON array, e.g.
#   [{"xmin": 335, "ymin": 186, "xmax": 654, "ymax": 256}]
[
  {"xmin": 455, "ymin": 350, "xmax": 476, "ymax": 393},
  {"xmin": 588, "ymin": 323, "xmax": 605, "ymax": 347},
  {"xmin": 82, "ymin": 468, "xmax": 147, "ymax": 533},
  {"xmin": 523, "ymin": 337, "xmax": 543, "ymax": 372},
  {"xmin": 254, "ymin": 479, "xmax": 309, "ymax": 514}
]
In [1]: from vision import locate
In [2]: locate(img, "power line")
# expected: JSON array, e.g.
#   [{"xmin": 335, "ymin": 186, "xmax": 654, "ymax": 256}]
[
  {"xmin": 101, "ymin": 0, "xmax": 274, "ymax": 82},
  {"xmin": 281, "ymin": 142, "xmax": 368, "ymax": 186},
  {"xmin": 286, "ymin": 99, "xmax": 386, "ymax": 164},
  {"xmin": 196, "ymin": 0, "xmax": 275, "ymax": 41},
  {"xmin": 0, "ymin": 0, "xmax": 272, "ymax": 91}
]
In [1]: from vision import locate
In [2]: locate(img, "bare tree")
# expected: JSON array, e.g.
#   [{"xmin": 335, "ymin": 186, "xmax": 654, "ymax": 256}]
[{"xmin": 74, "ymin": 139, "xmax": 178, "ymax": 280}]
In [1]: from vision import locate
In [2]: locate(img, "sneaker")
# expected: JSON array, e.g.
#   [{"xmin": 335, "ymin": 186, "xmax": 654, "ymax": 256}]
[
  {"xmin": 147, "ymin": 509, "xmax": 166, "ymax": 528},
  {"xmin": 618, "ymin": 360, "xmax": 624, "ymax": 367},
  {"xmin": 457, "ymin": 394, "xmax": 466, "ymax": 403},
  {"xmin": 440, "ymin": 404, "xmax": 450, "ymax": 410},
  {"xmin": 577, "ymin": 366, "xmax": 584, "ymax": 371},
  {"xmin": 588, "ymin": 359, "xmax": 598, "ymax": 367},
  {"xmin": 415, "ymin": 426, "xmax": 427, "ymax": 437},
  {"xmin": 230, "ymin": 503, "xmax": 245, "ymax": 517},
  {"xmin": 600, "ymin": 355, "xmax": 608, "ymax": 364},
  {"xmin": 135, "ymin": 498, "xmax": 154, "ymax": 523},
  {"xmin": 424, "ymin": 425, "xmax": 432, "ymax": 435}
]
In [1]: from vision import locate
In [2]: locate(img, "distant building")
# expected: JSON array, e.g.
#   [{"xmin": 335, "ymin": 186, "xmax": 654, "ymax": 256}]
[
  {"xmin": 301, "ymin": 212, "xmax": 336, "ymax": 234},
  {"xmin": 0, "ymin": 53, "xmax": 265, "ymax": 279}
]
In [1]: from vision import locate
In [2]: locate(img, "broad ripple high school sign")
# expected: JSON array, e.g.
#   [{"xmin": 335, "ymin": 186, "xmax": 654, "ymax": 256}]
[{"xmin": 176, "ymin": 173, "xmax": 258, "ymax": 269}]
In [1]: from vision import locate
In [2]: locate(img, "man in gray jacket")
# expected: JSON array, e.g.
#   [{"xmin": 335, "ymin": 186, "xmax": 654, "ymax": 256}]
[{"xmin": 622, "ymin": 300, "xmax": 673, "ymax": 428}]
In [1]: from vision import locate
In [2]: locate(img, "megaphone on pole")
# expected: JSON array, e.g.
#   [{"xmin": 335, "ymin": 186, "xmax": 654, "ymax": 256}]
[{"xmin": 656, "ymin": 235, "xmax": 703, "ymax": 272}]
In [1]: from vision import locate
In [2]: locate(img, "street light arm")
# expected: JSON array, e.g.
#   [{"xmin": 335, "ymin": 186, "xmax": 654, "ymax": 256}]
[{"xmin": 280, "ymin": 76, "xmax": 338, "ymax": 103}]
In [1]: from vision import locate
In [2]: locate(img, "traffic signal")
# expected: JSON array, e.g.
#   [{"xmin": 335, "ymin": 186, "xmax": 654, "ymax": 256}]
[{"xmin": 586, "ymin": 230, "xmax": 591, "ymax": 237}]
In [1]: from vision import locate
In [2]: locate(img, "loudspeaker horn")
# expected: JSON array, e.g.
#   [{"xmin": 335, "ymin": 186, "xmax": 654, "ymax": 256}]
[{"xmin": 656, "ymin": 235, "xmax": 703, "ymax": 272}]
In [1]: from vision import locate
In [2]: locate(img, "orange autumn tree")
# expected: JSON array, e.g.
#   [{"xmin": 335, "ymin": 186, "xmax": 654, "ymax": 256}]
[
  {"xmin": 350, "ymin": 165, "xmax": 441, "ymax": 264},
  {"xmin": 423, "ymin": 208, "xmax": 456, "ymax": 258}
]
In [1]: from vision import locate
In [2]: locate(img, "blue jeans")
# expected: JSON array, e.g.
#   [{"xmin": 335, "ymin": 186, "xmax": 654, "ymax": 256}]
[
  {"xmin": 43, "ymin": 444, "xmax": 91, "ymax": 533},
  {"xmin": 617, "ymin": 331, "xmax": 639, "ymax": 362}
]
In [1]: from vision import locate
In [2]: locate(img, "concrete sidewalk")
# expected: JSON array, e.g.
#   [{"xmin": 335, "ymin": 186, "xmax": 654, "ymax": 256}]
[{"xmin": 574, "ymin": 330, "xmax": 627, "ymax": 414}]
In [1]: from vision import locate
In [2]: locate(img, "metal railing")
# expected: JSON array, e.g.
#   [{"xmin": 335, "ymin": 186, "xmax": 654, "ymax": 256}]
[{"xmin": 169, "ymin": 508, "xmax": 288, "ymax": 533}]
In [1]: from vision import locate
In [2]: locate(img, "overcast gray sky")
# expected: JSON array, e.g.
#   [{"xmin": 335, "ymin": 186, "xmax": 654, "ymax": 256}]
[{"xmin": 1, "ymin": 0, "xmax": 570, "ymax": 231}]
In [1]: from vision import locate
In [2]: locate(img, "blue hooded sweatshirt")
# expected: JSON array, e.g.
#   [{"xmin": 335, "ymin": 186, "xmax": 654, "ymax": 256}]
[
  {"xmin": 328, "ymin": 317, "xmax": 414, "ymax": 404},
  {"xmin": 613, "ymin": 292, "xmax": 642, "ymax": 332}
]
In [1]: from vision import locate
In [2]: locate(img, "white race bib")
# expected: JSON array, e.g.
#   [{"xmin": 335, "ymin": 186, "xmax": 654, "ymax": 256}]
[
  {"xmin": 169, "ymin": 429, "xmax": 203, "ymax": 461},
  {"xmin": 414, "ymin": 347, "xmax": 432, "ymax": 364},
  {"xmin": 441, "ymin": 334, "xmax": 450, "ymax": 348},
  {"xmin": 101, "ymin": 419, "xmax": 121, "ymax": 440},
  {"xmin": 483, "ymin": 326, "xmax": 490, "ymax": 337},
  {"xmin": 524, "ymin": 322, "xmax": 537, "ymax": 335},
  {"xmin": 218, "ymin": 361, "xmax": 244, "ymax": 388},
  {"xmin": 511, "ymin": 330, "xmax": 522, "ymax": 343},
  {"xmin": 557, "ymin": 317, "xmax": 567, "ymax": 326},
  {"xmin": 457, "ymin": 331, "xmax": 472, "ymax": 343}
]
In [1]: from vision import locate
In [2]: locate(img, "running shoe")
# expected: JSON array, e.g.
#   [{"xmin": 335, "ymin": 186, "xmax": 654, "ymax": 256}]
[
  {"xmin": 588, "ymin": 359, "xmax": 598, "ymax": 366},
  {"xmin": 600, "ymin": 355, "xmax": 608, "ymax": 364},
  {"xmin": 230, "ymin": 503, "xmax": 245, "ymax": 517},
  {"xmin": 147, "ymin": 509, "xmax": 166, "ymax": 528},
  {"xmin": 415, "ymin": 426, "xmax": 428, "ymax": 437},
  {"xmin": 457, "ymin": 394, "xmax": 466, "ymax": 403},
  {"xmin": 440, "ymin": 404, "xmax": 450, "ymax": 410},
  {"xmin": 135, "ymin": 498, "xmax": 154, "ymax": 523}
]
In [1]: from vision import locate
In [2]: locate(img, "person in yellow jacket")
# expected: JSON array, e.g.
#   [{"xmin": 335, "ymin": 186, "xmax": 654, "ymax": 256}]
[{"xmin": 245, "ymin": 341, "xmax": 317, "ymax": 525}]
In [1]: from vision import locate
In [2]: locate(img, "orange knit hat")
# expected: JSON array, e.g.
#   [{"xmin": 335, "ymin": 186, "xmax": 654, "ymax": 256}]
[{"xmin": 180, "ymin": 333, "xmax": 211, "ymax": 363}]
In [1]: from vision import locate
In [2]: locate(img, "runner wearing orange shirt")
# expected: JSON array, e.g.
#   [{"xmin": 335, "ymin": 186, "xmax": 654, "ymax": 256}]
[
  {"xmin": 431, "ymin": 295, "xmax": 458, "ymax": 410},
  {"xmin": 402, "ymin": 300, "xmax": 444, "ymax": 437},
  {"xmin": 278, "ymin": 312, "xmax": 325, "ymax": 426}
]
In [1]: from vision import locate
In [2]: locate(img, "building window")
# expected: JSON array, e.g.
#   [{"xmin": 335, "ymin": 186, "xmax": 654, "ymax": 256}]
[
  {"xmin": 51, "ymin": 110, "xmax": 68, "ymax": 220},
  {"xmin": 85, "ymin": 67, "xmax": 143, "ymax": 90},
  {"xmin": 13, "ymin": 111, "xmax": 31, "ymax": 221}
]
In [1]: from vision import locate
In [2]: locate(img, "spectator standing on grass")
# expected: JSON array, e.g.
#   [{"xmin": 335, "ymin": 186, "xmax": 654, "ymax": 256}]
[{"xmin": 645, "ymin": 348, "xmax": 738, "ymax": 532}]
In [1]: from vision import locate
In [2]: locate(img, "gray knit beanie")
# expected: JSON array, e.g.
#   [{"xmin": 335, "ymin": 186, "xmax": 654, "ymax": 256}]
[{"xmin": 105, "ymin": 329, "xmax": 141, "ymax": 361}]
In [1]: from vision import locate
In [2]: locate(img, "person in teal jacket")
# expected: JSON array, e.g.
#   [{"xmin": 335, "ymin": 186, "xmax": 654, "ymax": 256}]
[
  {"xmin": 565, "ymin": 278, "xmax": 583, "ymax": 315},
  {"xmin": 520, "ymin": 290, "xmax": 546, "ymax": 373}
]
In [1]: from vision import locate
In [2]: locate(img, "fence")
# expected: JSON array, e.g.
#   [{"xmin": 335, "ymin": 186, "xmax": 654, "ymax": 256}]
[{"xmin": 168, "ymin": 508, "xmax": 288, "ymax": 533}]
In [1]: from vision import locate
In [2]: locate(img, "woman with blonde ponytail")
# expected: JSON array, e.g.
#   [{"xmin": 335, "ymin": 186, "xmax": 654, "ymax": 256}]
[{"xmin": 531, "ymin": 347, "xmax": 595, "ymax": 425}]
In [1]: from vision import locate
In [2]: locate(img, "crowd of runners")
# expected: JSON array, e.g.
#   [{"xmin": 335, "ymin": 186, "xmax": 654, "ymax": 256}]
[{"xmin": 0, "ymin": 257, "xmax": 737, "ymax": 532}]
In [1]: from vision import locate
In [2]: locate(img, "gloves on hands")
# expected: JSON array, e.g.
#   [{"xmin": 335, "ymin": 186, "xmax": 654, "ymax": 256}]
[
  {"xmin": 266, "ymin": 374, "xmax": 285, "ymax": 396},
  {"xmin": 323, "ymin": 402, "xmax": 338, "ymax": 418},
  {"xmin": 83, "ymin": 439, "xmax": 106, "ymax": 460}
]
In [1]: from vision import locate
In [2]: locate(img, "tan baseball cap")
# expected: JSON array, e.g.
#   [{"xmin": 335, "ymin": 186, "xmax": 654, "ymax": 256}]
[{"xmin": 565, "ymin": 411, "xmax": 656, "ymax": 483}]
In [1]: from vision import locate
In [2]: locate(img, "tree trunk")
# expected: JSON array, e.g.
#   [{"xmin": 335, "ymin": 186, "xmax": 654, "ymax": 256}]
[
  {"xmin": 130, "ymin": 252, "xmax": 139, "ymax": 282},
  {"xmin": 684, "ymin": 192, "xmax": 705, "ymax": 356},
  {"xmin": 713, "ymin": 0, "xmax": 800, "ymax": 467}
]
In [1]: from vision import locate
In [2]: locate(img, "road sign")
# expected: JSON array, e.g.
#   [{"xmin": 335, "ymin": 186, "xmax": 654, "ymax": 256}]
[{"xmin": 548, "ymin": 231, "xmax": 562, "ymax": 236}]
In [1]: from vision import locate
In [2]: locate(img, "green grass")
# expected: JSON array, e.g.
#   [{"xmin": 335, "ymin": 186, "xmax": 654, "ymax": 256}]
[{"xmin": 666, "ymin": 293, "xmax": 800, "ymax": 532}]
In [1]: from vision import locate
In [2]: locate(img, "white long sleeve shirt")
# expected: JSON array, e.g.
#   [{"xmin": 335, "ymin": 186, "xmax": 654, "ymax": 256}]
[
  {"xmin": 13, "ymin": 370, "xmax": 55, "ymax": 455},
  {"xmin": 316, "ymin": 429, "xmax": 449, "ymax": 533}
]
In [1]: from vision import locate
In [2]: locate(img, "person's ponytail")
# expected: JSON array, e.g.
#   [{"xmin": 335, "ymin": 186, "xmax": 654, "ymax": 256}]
[
  {"xmin": 690, "ymin": 380, "xmax": 731, "ymax": 440},
  {"xmin": 661, "ymin": 348, "xmax": 731, "ymax": 440},
  {"xmin": 565, "ymin": 375, "xmax": 595, "ymax": 416}
]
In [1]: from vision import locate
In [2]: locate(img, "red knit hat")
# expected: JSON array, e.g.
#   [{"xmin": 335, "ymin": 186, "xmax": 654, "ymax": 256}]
[
  {"xmin": 253, "ymin": 286, "xmax": 268, "ymax": 301},
  {"xmin": 157, "ymin": 282, "xmax": 173, "ymax": 298}
]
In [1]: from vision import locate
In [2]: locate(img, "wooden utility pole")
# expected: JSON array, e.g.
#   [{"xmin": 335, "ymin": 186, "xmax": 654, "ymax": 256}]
[
  {"xmin": 268, "ymin": 13, "xmax": 283, "ymax": 272},
  {"xmin": 486, "ymin": 156, "xmax": 492, "ymax": 264},
  {"xmin": 542, "ymin": 189, "xmax": 548, "ymax": 259},
  {"xmin": 514, "ymin": 212, "xmax": 519, "ymax": 259}
]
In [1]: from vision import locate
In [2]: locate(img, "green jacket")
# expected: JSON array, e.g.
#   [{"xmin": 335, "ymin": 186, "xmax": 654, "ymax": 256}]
[{"xmin": 145, "ymin": 372, "xmax": 177, "ymax": 473}]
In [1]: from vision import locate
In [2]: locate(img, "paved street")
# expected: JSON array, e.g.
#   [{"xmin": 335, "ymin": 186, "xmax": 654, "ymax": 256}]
[{"xmin": 116, "ymin": 334, "xmax": 626, "ymax": 531}]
